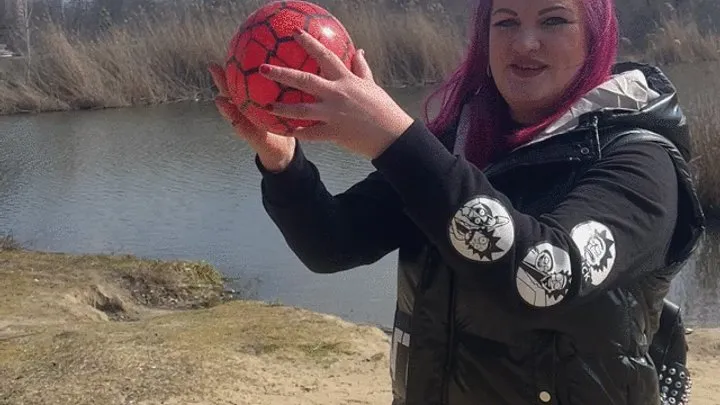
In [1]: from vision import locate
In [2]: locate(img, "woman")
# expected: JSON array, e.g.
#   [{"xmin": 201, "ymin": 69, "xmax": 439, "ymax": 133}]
[{"xmin": 209, "ymin": 0, "xmax": 705, "ymax": 403}]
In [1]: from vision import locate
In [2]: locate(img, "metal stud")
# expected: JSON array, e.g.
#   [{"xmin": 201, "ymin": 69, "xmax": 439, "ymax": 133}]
[{"xmin": 669, "ymin": 368, "xmax": 677, "ymax": 375}]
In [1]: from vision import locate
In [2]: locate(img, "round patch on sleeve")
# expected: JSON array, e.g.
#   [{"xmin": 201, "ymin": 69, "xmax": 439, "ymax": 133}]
[
  {"xmin": 516, "ymin": 243, "xmax": 572, "ymax": 307},
  {"xmin": 448, "ymin": 196, "xmax": 515, "ymax": 262},
  {"xmin": 570, "ymin": 221, "xmax": 616, "ymax": 288}
]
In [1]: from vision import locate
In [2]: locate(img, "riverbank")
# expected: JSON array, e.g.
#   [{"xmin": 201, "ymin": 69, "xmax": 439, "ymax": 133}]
[
  {"xmin": 0, "ymin": 248, "xmax": 392, "ymax": 404},
  {"xmin": 0, "ymin": 247, "xmax": 718, "ymax": 404}
]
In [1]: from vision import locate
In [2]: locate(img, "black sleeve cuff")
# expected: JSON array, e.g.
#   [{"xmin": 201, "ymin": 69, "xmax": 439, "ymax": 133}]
[{"xmin": 255, "ymin": 142, "xmax": 320, "ymax": 207}]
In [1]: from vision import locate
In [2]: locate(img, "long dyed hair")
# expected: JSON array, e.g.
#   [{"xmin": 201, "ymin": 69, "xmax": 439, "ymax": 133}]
[{"xmin": 423, "ymin": 0, "xmax": 619, "ymax": 169}]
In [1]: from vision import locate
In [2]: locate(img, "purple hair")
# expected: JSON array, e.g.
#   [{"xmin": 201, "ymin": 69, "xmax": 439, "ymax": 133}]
[{"xmin": 423, "ymin": 0, "xmax": 619, "ymax": 169}]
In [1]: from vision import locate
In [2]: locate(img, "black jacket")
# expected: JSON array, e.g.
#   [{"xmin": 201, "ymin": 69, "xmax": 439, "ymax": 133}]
[{"xmin": 255, "ymin": 62, "xmax": 705, "ymax": 405}]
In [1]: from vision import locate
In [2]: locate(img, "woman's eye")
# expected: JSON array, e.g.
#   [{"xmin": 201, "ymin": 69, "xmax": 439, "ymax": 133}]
[
  {"xmin": 493, "ymin": 19, "xmax": 518, "ymax": 28},
  {"xmin": 543, "ymin": 17, "xmax": 569, "ymax": 26}
]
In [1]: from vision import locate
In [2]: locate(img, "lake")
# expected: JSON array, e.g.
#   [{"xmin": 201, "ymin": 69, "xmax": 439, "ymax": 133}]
[{"xmin": 0, "ymin": 86, "xmax": 718, "ymax": 329}]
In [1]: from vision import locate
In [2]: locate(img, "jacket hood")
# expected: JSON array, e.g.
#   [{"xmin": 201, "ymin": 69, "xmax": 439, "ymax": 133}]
[
  {"xmin": 510, "ymin": 62, "xmax": 704, "ymax": 266},
  {"xmin": 524, "ymin": 62, "xmax": 692, "ymax": 161}
]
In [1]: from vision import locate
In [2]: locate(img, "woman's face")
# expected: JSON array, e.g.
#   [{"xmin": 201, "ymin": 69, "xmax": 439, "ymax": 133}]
[{"xmin": 488, "ymin": 0, "xmax": 588, "ymax": 124}]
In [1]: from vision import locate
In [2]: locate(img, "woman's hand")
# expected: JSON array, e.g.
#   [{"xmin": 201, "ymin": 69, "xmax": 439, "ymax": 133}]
[
  {"xmin": 259, "ymin": 28, "xmax": 415, "ymax": 160},
  {"xmin": 208, "ymin": 62, "xmax": 296, "ymax": 173}
]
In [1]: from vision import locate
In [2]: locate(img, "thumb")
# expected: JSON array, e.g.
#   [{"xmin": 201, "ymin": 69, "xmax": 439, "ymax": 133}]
[{"xmin": 351, "ymin": 49, "xmax": 375, "ymax": 83}]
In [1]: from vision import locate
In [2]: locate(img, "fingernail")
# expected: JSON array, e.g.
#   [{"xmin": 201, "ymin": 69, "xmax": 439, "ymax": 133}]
[
  {"xmin": 359, "ymin": 49, "xmax": 365, "ymax": 56},
  {"xmin": 260, "ymin": 64, "xmax": 271, "ymax": 74},
  {"xmin": 293, "ymin": 27, "xmax": 303, "ymax": 35}
]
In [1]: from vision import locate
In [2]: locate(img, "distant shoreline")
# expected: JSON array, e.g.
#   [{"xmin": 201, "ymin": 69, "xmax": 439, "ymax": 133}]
[{"xmin": 0, "ymin": 0, "xmax": 716, "ymax": 117}]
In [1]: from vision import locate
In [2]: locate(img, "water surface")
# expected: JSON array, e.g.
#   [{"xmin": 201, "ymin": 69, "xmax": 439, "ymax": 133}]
[{"xmin": 0, "ymin": 86, "xmax": 717, "ymax": 328}]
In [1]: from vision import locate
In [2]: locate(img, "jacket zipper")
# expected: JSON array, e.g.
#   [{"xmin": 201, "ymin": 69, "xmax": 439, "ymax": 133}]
[{"xmin": 483, "ymin": 122, "xmax": 599, "ymax": 179}]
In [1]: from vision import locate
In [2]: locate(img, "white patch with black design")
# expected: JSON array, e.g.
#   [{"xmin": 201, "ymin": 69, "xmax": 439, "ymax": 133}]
[
  {"xmin": 516, "ymin": 243, "xmax": 572, "ymax": 307},
  {"xmin": 449, "ymin": 196, "xmax": 514, "ymax": 262},
  {"xmin": 571, "ymin": 221, "xmax": 616, "ymax": 287}
]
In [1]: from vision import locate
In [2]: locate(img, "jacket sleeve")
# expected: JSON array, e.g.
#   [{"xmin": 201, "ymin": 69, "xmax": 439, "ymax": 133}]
[
  {"xmin": 257, "ymin": 142, "xmax": 410, "ymax": 274},
  {"xmin": 371, "ymin": 120, "xmax": 679, "ymax": 310}
]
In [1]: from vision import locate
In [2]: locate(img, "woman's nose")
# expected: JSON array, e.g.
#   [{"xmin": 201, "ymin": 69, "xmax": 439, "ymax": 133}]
[{"xmin": 512, "ymin": 29, "xmax": 541, "ymax": 54}]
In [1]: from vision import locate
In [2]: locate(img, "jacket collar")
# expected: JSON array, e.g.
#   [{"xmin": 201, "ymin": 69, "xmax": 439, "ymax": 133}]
[{"xmin": 516, "ymin": 67, "xmax": 662, "ymax": 151}]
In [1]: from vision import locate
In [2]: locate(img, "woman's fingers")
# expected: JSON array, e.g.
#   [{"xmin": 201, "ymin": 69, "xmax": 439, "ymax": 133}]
[
  {"xmin": 285, "ymin": 123, "xmax": 334, "ymax": 142},
  {"xmin": 214, "ymin": 96, "xmax": 238, "ymax": 122},
  {"xmin": 293, "ymin": 28, "xmax": 348, "ymax": 79},
  {"xmin": 260, "ymin": 64, "xmax": 332, "ymax": 97},
  {"xmin": 215, "ymin": 96, "xmax": 264, "ymax": 138},
  {"xmin": 208, "ymin": 62, "xmax": 230, "ymax": 97},
  {"xmin": 268, "ymin": 102, "xmax": 326, "ymax": 122},
  {"xmin": 351, "ymin": 49, "xmax": 374, "ymax": 83},
  {"xmin": 258, "ymin": 28, "xmax": 355, "ymax": 95}
]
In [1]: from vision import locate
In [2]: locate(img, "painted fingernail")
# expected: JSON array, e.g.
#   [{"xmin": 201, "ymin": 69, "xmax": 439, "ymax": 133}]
[{"xmin": 259, "ymin": 64, "xmax": 271, "ymax": 74}]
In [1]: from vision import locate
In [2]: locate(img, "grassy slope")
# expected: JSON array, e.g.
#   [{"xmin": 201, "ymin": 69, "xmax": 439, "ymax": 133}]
[
  {"xmin": 0, "ymin": 249, "xmax": 391, "ymax": 405},
  {"xmin": 0, "ymin": 248, "xmax": 718, "ymax": 404}
]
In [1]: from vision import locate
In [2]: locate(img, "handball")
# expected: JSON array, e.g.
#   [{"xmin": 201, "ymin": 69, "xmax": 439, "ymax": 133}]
[{"xmin": 225, "ymin": 0, "xmax": 356, "ymax": 134}]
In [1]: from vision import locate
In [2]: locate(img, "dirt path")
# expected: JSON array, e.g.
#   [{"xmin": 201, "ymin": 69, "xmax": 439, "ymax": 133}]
[{"xmin": 0, "ymin": 249, "xmax": 716, "ymax": 405}]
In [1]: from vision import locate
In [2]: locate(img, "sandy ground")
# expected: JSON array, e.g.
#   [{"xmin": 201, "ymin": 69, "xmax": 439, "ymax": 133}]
[{"xmin": 0, "ymin": 248, "xmax": 717, "ymax": 405}]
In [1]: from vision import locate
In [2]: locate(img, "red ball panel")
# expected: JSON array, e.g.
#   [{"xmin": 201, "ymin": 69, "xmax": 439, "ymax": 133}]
[
  {"xmin": 299, "ymin": 52, "xmax": 319, "ymax": 75},
  {"xmin": 275, "ymin": 40, "xmax": 310, "ymax": 70},
  {"xmin": 268, "ymin": 8, "xmax": 307, "ymax": 39},
  {"xmin": 284, "ymin": 1, "xmax": 327, "ymax": 15},
  {"xmin": 244, "ymin": 2, "xmax": 284, "ymax": 28},
  {"xmin": 239, "ymin": 39, "xmax": 267, "ymax": 72},
  {"xmin": 280, "ymin": 89, "xmax": 314, "ymax": 104},
  {"xmin": 306, "ymin": 16, "xmax": 354, "ymax": 63},
  {"xmin": 247, "ymin": 72, "xmax": 280, "ymax": 106},
  {"xmin": 225, "ymin": 0, "xmax": 356, "ymax": 135},
  {"xmin": 226, "ymin": 59, "xmax": 245, "ymax": 100},
  {"xmin": 250, "ymin": 23, "xmax": 278, "ymax": 51}
]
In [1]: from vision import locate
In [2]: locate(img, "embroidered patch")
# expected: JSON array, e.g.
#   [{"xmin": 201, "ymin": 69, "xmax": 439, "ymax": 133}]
[
  {"xmin": 571, "ymin": 221, "xmax": 616, "ymax": 287},
  {"xmin": 449, "ymin": 196, "xmax": 514, "ymax": 262},
  {"xmin": 516, "ymin": 243, "xmax": 572, "ymax": 307}
]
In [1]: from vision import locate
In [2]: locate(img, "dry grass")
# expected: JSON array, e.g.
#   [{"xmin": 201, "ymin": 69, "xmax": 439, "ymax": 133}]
[
  {"xmin": 0, "ymin": 249, "xmax": 718, "ymax": 405},
  {"xmin": 0, "ymin": 1, "xmax": 463, "ymax": 115},
  {"xmin": 641, "ymin": 15, "xmax": 720, "ymax": 64},
  {"xmin": 0, "ymin": 249, "xmax": 391, "ymax": 405},
  {"xmin": 658, "ymin": 63, "xmax": 720, "ymax": 218},
  {"xmin": 0, "ymin": 249, "xmax": 227, "ymax": 326},
  {"xmin": 618, "ymin": 6, "xmax": 720, "ymax": 218},
  {"xmin": 689, "ymin": 107, "xmax": 720, "ymax": 219}
]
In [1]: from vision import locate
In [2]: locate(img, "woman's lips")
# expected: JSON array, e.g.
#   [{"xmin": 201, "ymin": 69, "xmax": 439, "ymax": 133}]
[{"xmin": 509, "ymin": 64, "xmax": 549, "ymax": 78}]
